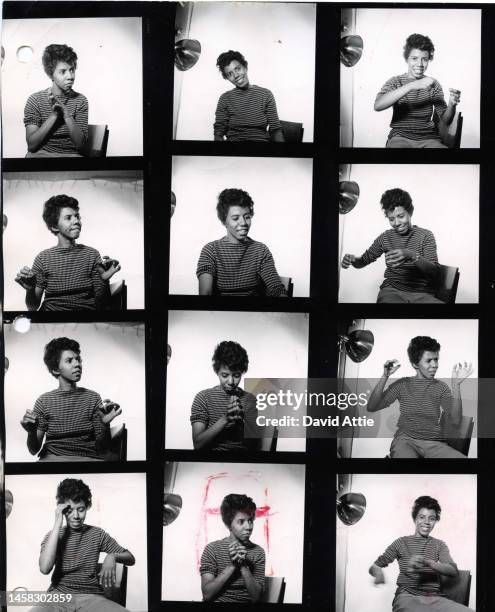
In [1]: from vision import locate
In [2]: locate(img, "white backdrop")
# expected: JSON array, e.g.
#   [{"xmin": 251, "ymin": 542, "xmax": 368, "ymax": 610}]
[
  {"xmin": 174, "ymin": 2, "xmax": 316, "ymax": 141},
  {"xmin": 165, "ymin": 310, "xmax": 309, "ymax": 452},
  {"xmin": 343, "ymin": 9, "xmax": 481, "ymax": 148},
  {"xmin": 3, "ymin": 172, "xmax": 144, "ymax": 310},
  {"xmin": 1, "ymin": 18, "xmax": 143, "ymax": 157},
  {"xmin": 344, "ymin": 318, "xmax": 478, "ymax": 459},
  {"xmin": 338, "ymin": 473, "xmax": 476, "ymax": 612},
  {"xmin": 162, "ymin": 461, "xmax": 305, "ymax": 603},
  {"xmin": 339, "ymin": 165, "xmax": 479, "ymax": 303},
  {"xmin": 6, "ymin": 472, "xmax": 148, "ymax": 612},
  {"xmin": 4, "ymin": 322, "xmax": 146, "ymax": 462},
  {"xmin": 169, "ymin": 156, "xmax": 313, "ymax": 296}
]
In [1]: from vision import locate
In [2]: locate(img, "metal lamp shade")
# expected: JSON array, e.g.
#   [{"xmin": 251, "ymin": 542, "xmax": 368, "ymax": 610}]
[
  {"xmin": 340, "ymin": 35, "xmax": 363, "ymax": 68},
  {"xmin": 337, "ymin": 492, "xmax": 366, "ymax": 525},
  {"xmin": 339, "ymin": 181, "xmax": 360, "ymax": 214},
  {"xmin": 163, "ymin": 493, "xmax": 183, "ymax": 526},
  {"xmin": 174, "ymin": 39, "xmax": 201, "ymax": 72},
  {"xmin": 345, "ymin": 330, "xmax": 374, "ymax": 363}
]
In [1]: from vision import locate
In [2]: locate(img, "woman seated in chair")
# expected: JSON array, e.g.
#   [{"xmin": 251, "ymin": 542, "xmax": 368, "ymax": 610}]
[
  {"xmin": 369, "ymin": 495, "xmax": 473, "ymax": 612},
  {"xmin": 197, "ymin": 188, "xmax": 287, "ymax": 297},
  {"xmin": 374, "ymin": 34, "xmax": 461, "ymax": 148},
  {"xmin": 213, "ymin": 50, "xmax": 284, "ymax": 143}
]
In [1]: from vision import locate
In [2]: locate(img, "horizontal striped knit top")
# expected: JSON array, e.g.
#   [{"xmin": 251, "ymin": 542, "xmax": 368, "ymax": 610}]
[
  {"xmin": 33, "ymin": 387, "xmax": 106, "ymax": 459},
  {"xmin": 375, "ymin": 535, "xmax": 456, "ymax": 596},
  {"xmin": 359, "ymin": 226, "xmax": 439, "ymax": 293},
  {"xmin": 24, "ymin": 88, "xmax": 88, "ymax": 155},
  {"xmin": 200, "ymin": 536, "xmax": 265, "ymax": 602},
  {"xmin": 190, "ymin": 385, "xmax": 257, "ymax": 451},
  {"xmin": 377, "ymin": 74, "xmax": 447, "ymax": 141},
  {"xmin": 42, "ymin": 525, "xmax": 126, "ymax": 594},
  {"xmin": 214, "ymin": 85, "xmax": 282, "ymax": 142},
  {"xmin": 32, "ymin": 244, "xmax": 106, "ymax": 311},
  {"xmin": 381, "ymin": 377, "xmax": 452, "ymax": 440},
  {"xmin": 197, "ymin": 237, "xmax": 287, "ymax": 297}
]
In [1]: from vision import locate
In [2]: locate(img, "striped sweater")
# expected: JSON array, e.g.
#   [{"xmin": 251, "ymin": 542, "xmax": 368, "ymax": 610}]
[
  {"xmin": 214, "ymin": 85, "xmax": 282, "ymax": 142},
  {"xmin": 24, "ymin": 88, "xmax": 88, "ymax": 155},
  {"xmin": 200, "ymin": 536, "xmax": 265, "ymax": 602},
  {"xmin": 359, "ymin": 226, "xmax": 439, "ymax": 293},
  {"xmin": 33, "ymin": 387, "xmax": 106, "ymax": 459},
  {"xmin": 42, "ymin": 525, "xmax": 126, "ymax": 594},
  {"xmin": 377, "ymin": 74, "xmax": 447, "ymax": 141},
  {"xmin": 32, "ymin": 244, "xmax": 107, "ymax": 311},
  {"xmin": 197, "ymin": 237, "xmax": 287, "ymax": 297},
  {"xmin": 375, "ymin": 535, "xmax": 456, "ymax": 596},
  {"xmin": 381, "ymin": 377, "xmax": 452, "ymax": 441}
]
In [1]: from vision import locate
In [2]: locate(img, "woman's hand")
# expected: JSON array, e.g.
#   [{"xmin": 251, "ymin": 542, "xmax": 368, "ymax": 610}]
[
  {"xmin": 55, "ymin": 503, "xmax": 71, "ymax": 525},
  {"xmin": 408, "ymin": 77, "xmax": 434, "ymax": 91},
  {"xmin": 99, "ymin": 256, "xmax": 121, "ymax": 281},
  {"xmin": 99, "ymin": 399, "xmax": 122, "ymax": 424},
  {"xmin": 99, "ymin": 553, "xmax": 117, "ymax": 588},
  {"xmin": 341, "ymin": 254, "xmax": 356, "ymax": 269},
  {"xmin": 15, "ymin": 266, "xmax": 36, "ymax": 290},
  {"xmin": 385, "ymin": 249, "xmax": 415, "ymax": 268},
  {"xmin": 383, "ymin": 359, "xmax": 400, "ymax": 378},
  {"xmin": 448, "ymin": 88, "xmax": 461, "ymax": 106},
  {"xmin": 451, "ymin": 362, "xmax": 473, "ymax": 387}
]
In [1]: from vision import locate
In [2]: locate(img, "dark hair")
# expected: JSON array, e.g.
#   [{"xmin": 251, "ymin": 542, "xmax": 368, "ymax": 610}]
[
  {"xmin": 42, "ymin": 195, "xmax": 79, "ymax": 234},
  {"xmin": 212, "ymin": 341, "xmax": 249, "ymax": 374},
  {"xmin": 216, "ymin": 50, "xmax": 248, "ymax": 78},
  {"xmin": 403, "ymin": 34, "xmax": 435, "ymax": 61},
  {"xmin": 412, "ymin": 495, "xmax": 441, "ymax": 521},
  {"xmin": 44, "ymin": 337, "xmax": 80, "ymax": 376},
  {"xmin": 407, "ymin": 336, "xmax": 440, "ymax": 366},
  {"xmin": 56, "ymin": 478, "xmax": 92, "ymax": 508},
  {"xmin": 216, "ymin": 188, "xmax": 254, "ymax": 224},
  {"xmin": 221, "ymin": 493, "xmax": 256, "ymax": 528},
  {"xmin": 380, "ymin": 188, "xmax": 414, "ymax": 216},
  {"xmin": 42, "ymin": 44, "xmax": 78, "ymax": 78}
]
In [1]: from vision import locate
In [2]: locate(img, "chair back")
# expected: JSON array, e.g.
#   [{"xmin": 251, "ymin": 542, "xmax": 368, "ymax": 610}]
[
  {"xmin": 260, "ymin": 576, "xmax": 286, "ymax": 603},
  {"xmin": 83, "ymin": 124, "xmax": 109, "ymax": 157},
  {"xmin": 434, "ymin": 265, "xmax": 459, "ymax": 304},
  {"xmin": 436, "ymin": 111, "xmax": 463, "ymax": 148},
  {"xmin": 95, "ymin": 562, "xmax": 127, "ymax": 605},
  {"xmin": 441, "ymin": 570, "xmax": 471, "ymax": 606},
  {"xmin": 280, "ymin": 276, "xmax": 294, "ymax": 297},
  {"xmin": 279, "ymin": 121, "xmax": 304, "ymax": 143},
  {"xmin": 108, "ymin": 279, "xmax": 128, "ymax": 310},
  {"xmin": 103, "ymin": 423, "xmax": 128, "ymax": 461},
  {"xmin": 442, "ymin": 414, "xmax": 474, "ymax": 456}
]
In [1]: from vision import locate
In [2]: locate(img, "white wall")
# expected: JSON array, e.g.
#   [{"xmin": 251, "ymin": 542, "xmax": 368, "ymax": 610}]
[
  {"xmin": 170, "ymin": 156, "xmax": 313, "ymax": 296},
  {"xmin": 162, "ymin": 461, "xmax": 305, "ymax": 603},
  {"xmin": 165, "ymin": 310, "xmax": 308, "ymax": 452},
  {"xmin": 338, "ymin": 473, "xmax": 476, "ymax": 612},
  {"xmin": 344, "ymin": 9, "xmax": 481, "ymax": 148},
  {"xmin": 1, "ymin": 18, "xmax": 143, "ymax": 157},
  {"xmin": 4, "ymin": 322, "xmax": 146, "ymax": 461},
  {"xmin": 3, "ymin": 172, "xmax": 144, "ymax": 310},
  {"xmin": 347, "ymin": 318, "xmax": 478, "ymax": 458},
  {"xmin": 174, "ymin": 2, "xmax": 316, "ymax": 142},
  {"xmin": 6, "ymin": 472, "xmax": 148, "ymax": 612},
  {"xmin": 339, "ymin": 165, "xmax": 479, "ymax": 303}
]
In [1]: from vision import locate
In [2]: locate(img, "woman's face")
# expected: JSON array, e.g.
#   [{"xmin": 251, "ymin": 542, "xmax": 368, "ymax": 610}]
[
  {"xmin": 406, "ymin": 48, "xmax": 430, "ymax": 79},
  {"xmin": 223, "ymin": 205, "xmax": 252, "ymax": 243},
  {"xmin": 223, "ymin": 60, "xmax": 249, "ymax": 89},
  {"xmin": 414, "ymin": 507, "xmax": 437, "ymax": 537}
]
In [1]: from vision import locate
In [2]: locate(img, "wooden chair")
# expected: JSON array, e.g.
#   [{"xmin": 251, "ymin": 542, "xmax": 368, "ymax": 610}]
[
  {"xmin": 95, "ymin": 562, "xmax": 127, "ymax": 605},
  {"xmin": 436, "ymin": 111, "xmax": 463, "ymax": 149},
  {"xmin": 83, "ymin": 124, "xmax": 109, "ymax": 157},
  {"xmin": 101, "ymin": 423, "xmax": 127, "ymax": 462},
  {"xmin": 442, "ymin": 414, "xmax": 474, "ymax": 457},
  {"xmin": 107, "ymin": 279, "xmax": 127, "ymax": 310},
  {"xmin": 260, "ymin": 576, "xmax": 286, "ymax": 603},
  {"xmin": 280, "ymin": 276, "xmax": 294, "ymax": 297},
  {"xmin": 433, "ymin": 265, "xmax": 460, "ymax": 304},
  {"xmin": 441, "ymin": 570, "xmax": 471, "ymax": 606},
  {"xmin": 279, "ymin": 121, "xmax": 304, "ymax": 143}
]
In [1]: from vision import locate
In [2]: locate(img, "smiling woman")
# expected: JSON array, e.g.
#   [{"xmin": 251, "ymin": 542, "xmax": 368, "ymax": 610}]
[
  {"xmin": 374, "ymin": 34, "xmax": 461, "ymax": 148},
  {"xmin": 24, "ymin": 44, "xmax": 89, "ymax": 157},
  {"xmin": 213, "ymin": 50, "xmax": 284, "ymax": 142},
  {"xmin": 196, "ymin": 188, "xmax": 287, "ymax": 297}
]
